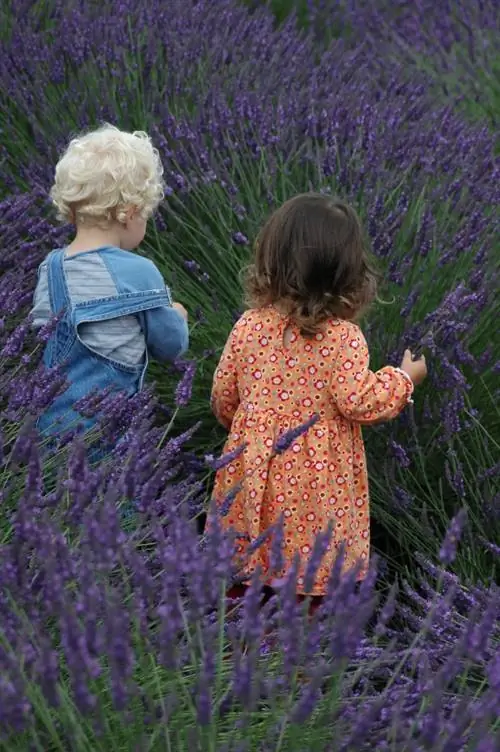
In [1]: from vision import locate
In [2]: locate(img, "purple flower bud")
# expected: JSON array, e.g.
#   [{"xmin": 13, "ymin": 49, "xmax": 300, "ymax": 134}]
[
  {"xmin": 195, "ymin": 306, "xmax": 207, "ymax": 323},
  {"xmin": 174, "ymin": 361, "xmax": 196, "ymax": 408},
  {"xmin": 232, "ymin": 231, "xmax": 248, "ymax": 245},
  {"xmin": 0, "ymin": 319, "xmax": 31, "ymax": 358},
  {"xmin": 445, "ymin": 450, "xmax": 466, "ymax": 498},
  {"xmin": 439, "ymin": 508, "xmax": 467, "ymax": 565},
  {"xmin": 303, "ymin": 523, "xmax": 333, "ymax": 593},
  {"xmin": 242, "ymin": 569, "xmax": 263, "ymax": 644},
  {"xmin": 35, "ymin": 311, "xmax": 64, "ymax": 343},
  {"xmin": 273, "ymin": 414, "xmax": 319, "ymax": 455},
  {"xmin": 218, "ymin": 482, "xmax": 243, "ymax": 517},
  {"xmin": 479, "ymin": 538, "xmax": 500, "ymax": 557},
  {"xmin": 205, "ymin": 442, "xmax": 247, "ymax": 471},
  {"xmin": 374, "ymin": 582, "xmax": 398, "ymax": 638},
  {"xmin": 389, "ymin": 440, "xmax": 411, "ymax": 468},
  {"xmin": 289, "ymin": 663, "xmax": 327, "ymax": 723},
  {"xmin": 392, "ymin": 485, "xmax": 413, "ymax": 510},
  {"xmin": 195, "ymin": 671, "xmax": 212, "ymax": 726},
  {"xmin": 247, "ymin": 525, "xmax": 275, "ymax": 555},
  {"xmin": 270, "ymin": 515, "xmax": 285, "ymax": 573},
  {"xmin": 184, "ymin": 260, "xmax": 199, "ymax": 273}
]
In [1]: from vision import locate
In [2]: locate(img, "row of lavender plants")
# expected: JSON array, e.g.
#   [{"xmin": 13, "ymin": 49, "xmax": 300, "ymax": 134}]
[
  {"xmin": 269, "ymin": 0, "xmax": 499, "ymax": 129},
  {"xmin": 0, "ymin": 0, "xmax": 499, "ymax": 747}
]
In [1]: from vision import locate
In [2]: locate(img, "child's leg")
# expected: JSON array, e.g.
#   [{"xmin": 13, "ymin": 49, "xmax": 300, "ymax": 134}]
[
  {"xmin": 226, "ymin": 583, "xmax": 248, "ymax": 600},
  {"xmin": 227, "ymin": 583, "xmax": 276, "ymax": 604},
  {"xmin": 297, "ymin": 594, "xmax": 324, "ymax": 616},
  {"xmin": 228, "ymin": 585, "xmax": 323, "ymax": 618}
]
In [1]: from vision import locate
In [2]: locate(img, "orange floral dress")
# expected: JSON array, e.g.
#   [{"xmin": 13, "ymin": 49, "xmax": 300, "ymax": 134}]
[{"xmin": 211, "ymin": 307, "xmax": 414, "ymax": 595}]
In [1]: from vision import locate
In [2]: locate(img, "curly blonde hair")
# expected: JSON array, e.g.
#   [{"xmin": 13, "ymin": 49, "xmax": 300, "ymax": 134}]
[
  {"xmin": 245, "ymin": 193, "xmax": 378, "ymax": 336},
  {"xmin": 50, "ymin": 123, "xmax": 165, "ymax": 226}
]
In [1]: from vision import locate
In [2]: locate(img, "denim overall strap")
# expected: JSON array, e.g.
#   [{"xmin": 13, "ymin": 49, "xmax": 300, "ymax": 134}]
[
  {"xmin": 47, "ymin": 249, "xmax": 71, "ymax": 315},
  {"xmin": 44, "ymin": 250, "xmax": 76, "ymax": 368}
]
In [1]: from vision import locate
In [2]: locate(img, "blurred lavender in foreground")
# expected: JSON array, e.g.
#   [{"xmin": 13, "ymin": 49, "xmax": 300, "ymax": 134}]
[
  {"xmin": 0, "ymin": 410, "xmax": 498, "ymax": 748},
  {"xmin": 0, "ymin": 312, "xmax": 498, "ymax": 747}
]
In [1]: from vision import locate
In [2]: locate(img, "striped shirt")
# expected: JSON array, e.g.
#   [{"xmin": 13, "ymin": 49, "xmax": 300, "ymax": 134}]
[{"xmin": 32, "ymin": 252, "xmax": 146, "ymax": 365}]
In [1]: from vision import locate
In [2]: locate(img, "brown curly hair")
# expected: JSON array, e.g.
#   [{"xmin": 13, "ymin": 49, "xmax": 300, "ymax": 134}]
[{"xmin": 244, "ymin": 193, "xmax": 378, "ymax": 336}]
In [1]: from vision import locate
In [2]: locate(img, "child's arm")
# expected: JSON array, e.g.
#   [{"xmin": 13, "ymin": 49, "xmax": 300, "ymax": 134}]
[
  {"xmin": 128, "ymin": 260, "xmax": 189, "ymax": 363},
  {"xmin": 330, "ymin": 323, "xmax": 414, "ymax": 425},
  {"xmin": 211, "ymin": 324, "xmax": 241, "ymax": 430},
  {"xmin": 142, "ymin": 305, "xmax": 189, "ymax": 362}
]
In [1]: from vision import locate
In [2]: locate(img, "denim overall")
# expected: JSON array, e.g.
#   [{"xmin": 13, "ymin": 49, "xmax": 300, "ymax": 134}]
[{"xmin": 38, "ymin": 248, "xmax": 185, "ymax": 441}]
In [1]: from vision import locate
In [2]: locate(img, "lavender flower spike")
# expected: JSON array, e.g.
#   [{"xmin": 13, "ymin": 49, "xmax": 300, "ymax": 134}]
[
  {"xmin": 273, "ymin": 414, "xmax": 319, "ymax": 455},
  {"xmin": 439, "ymin": 508, "xmax": 468, "ymax": 566},
  {"xmin": 205, "ymin": 443, "xmax": 247, "ymax": 471},
  {"xmin": 174, "ymin": 361, "xmax": 196, "ymax": 407},
  {"xmin": 219, "ymin": 482, "xmax": 243, "ymax": 517}
]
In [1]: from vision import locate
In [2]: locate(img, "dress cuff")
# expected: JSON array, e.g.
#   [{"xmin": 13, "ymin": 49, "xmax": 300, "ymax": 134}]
[{"xmin": 392, "ymin": 367, "xmax": 415, "ymax": 404}]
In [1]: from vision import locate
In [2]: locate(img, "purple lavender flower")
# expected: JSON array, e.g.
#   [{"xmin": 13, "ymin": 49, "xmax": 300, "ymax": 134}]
[
  {"xmin": 392, "ymin": 485, "xmax": 413, "ymax": 510},
  {"xmin": 35, "ymin": 641, "xmax": 60, "ymax": 708},
  {"xmin": 174, "ymin": 360, "xmax": 196, "ymax": 408},
  {"xmin": 195, "ymin": 671, "xmax": 212, "ymax": 726},
  {"xmin": 464, "ymin": 588, "xmax": 500, "ymax": 662},
  {"xmin": 242, "ymin": 569, "xmax": 263, "ymax": 644},
  {"xmin": 389, "ymin": 440, "xmax": 411, "ymax": 468},
  {"xmin": 218, "ymin": 482, "xmax": 243, "ymax": 517},
  {"xmin": 205, "ymin": 443, "xmax": 247, "ymax": 471},
  {"xmin": 439, "ymin": 508, "xmax": 468, "ymax": 565},
  {"xmin": 303, "ymin": 523, "xmax": 333, "ymax": 593},
  {"xmin": 374, "ymin": 582, "xmax": 398, "ymax": 638},
  {"xmin": 273, "ymin": 414, "xmax": 319, "ymax": 455},
  {"xmin": 480, "ymin": 538, "xmax": 500, "ymax": 557},
  {"xmin": 35, "ymin": 311, "xmax": 64, "ymax": 344},
  {"xmin": 0, "ymin": 319, "xmax": 31, "ymax": 358},
  {"xmin": 231, "ymin": 646, "xmax": 254, "ymax": 711},
  {"xmin": 232, "ymin": 231, "xmax": 248, "ymax": 245},
  {"xmin": 445, "ymin": 450, "xmax": 467, "ymax": 498},
  {"xmin": 289, "ymin": 663, "xmax": 327, "ymax": 724},
  {"xmin": 269, "ymin": 515, "xmax": 285, "ymax": 573},
  {"xmin": 247, "ymin": 525, "xmax": 275, "ymax": 556}
]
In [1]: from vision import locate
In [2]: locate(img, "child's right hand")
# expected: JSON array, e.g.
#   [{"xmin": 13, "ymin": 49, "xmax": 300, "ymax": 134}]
[
  {"xmin": 400, "ymin": 349, "xmax": 427, "ymax": 386},
  {"xmin": 172, "ymin": 302, "xmax": 188, "ymax": 321}
]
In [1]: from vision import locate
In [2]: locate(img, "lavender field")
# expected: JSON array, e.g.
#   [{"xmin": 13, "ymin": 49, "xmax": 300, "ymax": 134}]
[{"xmin": 0, "ymin": 0, "xmax": 499, "ymax": 749}]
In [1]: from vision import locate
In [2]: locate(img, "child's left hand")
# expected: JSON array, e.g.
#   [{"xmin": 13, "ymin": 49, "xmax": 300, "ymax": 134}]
[{"xmin": 172, "ymin": 302, "xmax": 188, "ymax": 321}]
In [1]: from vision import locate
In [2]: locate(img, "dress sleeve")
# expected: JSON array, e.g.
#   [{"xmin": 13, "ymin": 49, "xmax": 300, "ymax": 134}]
[
  {"xmin": 330, "ymin": 323, "xmax": 414, "ymax": 425},
  {"xmin": 211, "ymin": 322, "xmax": 242, "ymax": 430}
]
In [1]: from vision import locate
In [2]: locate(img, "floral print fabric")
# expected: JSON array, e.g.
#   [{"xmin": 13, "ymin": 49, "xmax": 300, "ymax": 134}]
[{"xmin": 211, "ymin": 306, "xmax": 414, "ymax": 595}]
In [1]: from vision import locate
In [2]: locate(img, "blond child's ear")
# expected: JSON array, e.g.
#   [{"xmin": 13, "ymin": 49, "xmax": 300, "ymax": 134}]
[{"xmin": 117, "ymin": 205, "xmax": 137, "ymax": 224}]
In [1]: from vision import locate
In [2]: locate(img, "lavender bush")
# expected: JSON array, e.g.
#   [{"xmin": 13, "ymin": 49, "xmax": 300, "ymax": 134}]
[
  {"xmin": 264, "ymin": 0, "xmax": 499, "ymax": 128},
  {"xmin": 300, "ymin": 0, "xmax": 500, "ymax": 128}
]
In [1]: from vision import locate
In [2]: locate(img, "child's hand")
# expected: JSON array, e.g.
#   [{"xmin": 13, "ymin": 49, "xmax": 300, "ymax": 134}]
[
  {"xmin": 172, "ymin": 302, "xmax": 188, "ymax": 321},
  {"xmin": 400, "ymin": 349, "xmax": 427, "ymax": 386}
]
